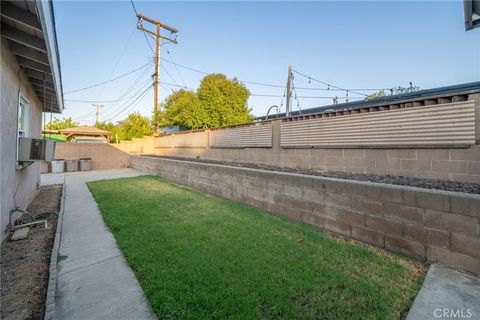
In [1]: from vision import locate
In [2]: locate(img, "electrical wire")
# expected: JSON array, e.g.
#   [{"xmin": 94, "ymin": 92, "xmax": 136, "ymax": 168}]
[
  {"xmin": 291, "ymin": 69, "xmax": 368, "ymax": 97},
  {"xmin": 65, "ymin": 93, "xmax": 147, "ymax": 103},
  {"xmin": 160, "ymin": 64, "xmax": 179, "ymax": 86},
  {"xmin": 73, "ymin": 69, "xmax": 153, "ymax": 122},
  {"xmin": 130, "ymin": 0, "xmax": 156, "ymax": 56},
  {"xmin": 160, "ymin": 58, "xmax": 392, "ymax": 93},
  {"xmin": 129, "ymin": 0, "xmax": 139, "ymax": 15},
  {"xmin": 104, "ymin": 84, "xmax": 153, "ymax": 121},
  {"xmin": 95, "ymin": 76, "xmax": 153, "ymax": 120},
  {"xmin": 64, "ymin": 61, "xmax": 152, "ymax": 95},
  {"xmin": 102, "ymin": 84, "xmax": 151, "ymax": 121},
  {"xmin": 291, "ymin": 77, "xmax": 302, "ymax": 113},
  {"xmin": 166, "ymin": 49, "xmax": 187, "ymax": 88},
  {"xmin": 71, "ymin": 64, "xmax": 153, "ymax": 122},
  {"xmin": 96, "ymin": 25, "xmax": 137, "ymax": 100}
]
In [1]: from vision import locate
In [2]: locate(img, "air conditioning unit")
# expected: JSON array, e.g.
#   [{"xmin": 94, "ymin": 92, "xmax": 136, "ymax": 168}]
[{"xmin": 18, "ymin": 138, "xmax": 55, "ymax": 162}]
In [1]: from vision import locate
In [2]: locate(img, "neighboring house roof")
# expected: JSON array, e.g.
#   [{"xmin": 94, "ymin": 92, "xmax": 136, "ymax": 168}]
[
  {"xmin": 464, "ymin": 0, "xmax": 480, "ymax": 30},
  {"xmin": 1, "ymin": 0, "xmax": 64, "ymax": 113},
  {"xmin": 262, "ymin": 81, "xmax": 480, "ymax": 120},
  {"xmin": 59, "ymin": 126, "xmax": 111, "ymax": 140}
]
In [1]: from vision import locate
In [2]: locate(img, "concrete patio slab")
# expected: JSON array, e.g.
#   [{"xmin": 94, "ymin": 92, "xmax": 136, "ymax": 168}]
[
  {"xmin": 41, "ymin": 168, "xmax": 145, "ymax": 186},
  {"xmin": 41, "ymin": 169, "xmax": 154, "ymax": 320},
  {"xmin": 407, "ymin": 264, "xmax": 480, "ymax": 320}
]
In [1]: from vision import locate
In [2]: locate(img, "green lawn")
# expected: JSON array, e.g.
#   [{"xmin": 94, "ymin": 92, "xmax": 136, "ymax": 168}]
[{"xmin": 88, "ymin": 175, "xmax": 424, "ymax": 320}]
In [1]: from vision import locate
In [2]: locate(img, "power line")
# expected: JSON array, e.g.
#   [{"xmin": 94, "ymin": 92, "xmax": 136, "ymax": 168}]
[
  {"xmin": 249, "ymin": 93, "xmax": 363, "ymax": 99},
  {"xmin": 291, "ymin": 69, "xmax": 368, "ymax": 97},
  {"xmin": 101, "ymin": 77, "xmax": 154, "ymax": 119},
  {"xmin": 130, "ymin": 0, "xmax": 155, "ymax": 56},
  {"xmin": 107, "ymin": 86, "xmax": 152, "ymax": 121},
  {"xmin": 98, "ymin": 26, "xmax": 137, "ymax": 97},
  {"xmin": 103, "ymin": 82, "xmax": 152, "ymax": 121},
  {"xmin": 65, "ymin": 92, "xmax": 147, "ymax": 103},
  {"xmin": 161, "ymin": 57, "xmax": 208, "ymax": 75},
  {"xmin": 160, "ymin": 81, "xmax": 194, "ymax": 90},
  {"xmin": 160, "ymin": 58, "xmax": 389, "ymax": 93},
  {"xmin": 158, "ymin": 81, "xmax": 362, "ymax": 100},
  {"xmin": 104, "ymin": 84, "xmax": 153, "ymax": 121},
  {"xmin": 166, "ymin": 49, "xmax": 187, "ymax": 88},
  {"xmin": 129, "ymin": 0, "xmax": 139, "ymax": 15},
  {"xmin": 64, "ymin": 61, "xmax": 152, "ymax": 95},
  {"xmin": 292, "ymin": 77, "xmax": 301, "ymax": 113},
  {"xmin": 74, "ymin": 70, "xmax": 153, "ymax": 121},
  {"xmin": 160, "ymin": 64, "xmax": 179, "ymax": 86}
]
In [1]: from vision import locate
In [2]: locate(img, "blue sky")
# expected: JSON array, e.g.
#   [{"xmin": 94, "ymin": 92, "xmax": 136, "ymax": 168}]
[{"xmin": 54, "ymin": 1, "xmax": 480, "ymax": 124}]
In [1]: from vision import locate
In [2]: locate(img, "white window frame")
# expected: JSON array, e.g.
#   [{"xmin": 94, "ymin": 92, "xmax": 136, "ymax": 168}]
[
  {"xmin": 16, "ymin": 94, "xmax": 30, "ymax": 164},
  {"xmin": 18, "ymin": 94, "xmax": 29, "ymax": 138}
]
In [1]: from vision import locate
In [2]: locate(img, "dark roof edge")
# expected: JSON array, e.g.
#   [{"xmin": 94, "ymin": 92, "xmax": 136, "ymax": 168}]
[
  {"xmin": 36, "ymin": 0, "xmax": 64, "ymax": 113},
  {"xmin": 261, "ymin": 81, "xmax": 480, "ymax": 119}
]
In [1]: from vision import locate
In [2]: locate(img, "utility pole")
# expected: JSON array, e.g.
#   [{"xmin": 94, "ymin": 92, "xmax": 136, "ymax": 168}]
[
  {"xmin": 92, "ymin": 104, "xmax": 104, "ymax": 124},
  {"xmin": 285, "ymin": 66, "xmax": 293, "ymax": 117},
  {"xmin": 136, "ymin": 13, "xmax": 178, "ymax": 116}
]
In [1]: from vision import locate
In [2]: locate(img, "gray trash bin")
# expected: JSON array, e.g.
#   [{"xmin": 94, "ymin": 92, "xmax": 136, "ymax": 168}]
[
  {"xmin": 79, "ymin": 158, "xmax": 92, "ymax": 171},
  {"xmin": 66, "ymin": 159, "xmax": 79, "ymax": 172},
  {"xmin": 40, "ymin": 161, "xmax": 50, "ymax": 174},
  {"xmin": 51, "ymin": 159, "xmax": 64, "ymax": 173}
]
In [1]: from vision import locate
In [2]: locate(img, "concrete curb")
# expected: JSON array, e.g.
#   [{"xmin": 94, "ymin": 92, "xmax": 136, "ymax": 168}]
[{"xmin": 44, "ymin": 182, "xmax": 66, "ymax": 320}]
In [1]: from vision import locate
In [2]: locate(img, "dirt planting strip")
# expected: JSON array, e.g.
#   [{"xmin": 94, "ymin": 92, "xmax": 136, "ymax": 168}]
[{"xmin": 1, "ymin": 185, "xmax": 62, "ymax": 320}]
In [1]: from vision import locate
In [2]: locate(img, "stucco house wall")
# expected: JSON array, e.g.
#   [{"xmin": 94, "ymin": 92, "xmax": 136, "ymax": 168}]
[{"xmin": 0, "ymin": 39, "xmax": 44, "ymax": 241}]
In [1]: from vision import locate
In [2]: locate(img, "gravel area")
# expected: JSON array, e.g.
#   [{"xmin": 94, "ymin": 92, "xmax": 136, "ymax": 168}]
[
  {"xmin": 1, "ymin": 185, "xmax": 62, "ymax": 320},
  {"xmin": 148, "ymin": 155, "xmax": 480, "ymax": 194}
]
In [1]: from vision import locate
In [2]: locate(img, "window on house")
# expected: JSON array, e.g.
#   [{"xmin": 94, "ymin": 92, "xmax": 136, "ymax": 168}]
[
  {"xmin": 16, "ymin": 95, "xmax": 29, "ymax": 165},
  {"xmin": 18, "ymin": 95, "xmax": 29, "ymax": 138}
]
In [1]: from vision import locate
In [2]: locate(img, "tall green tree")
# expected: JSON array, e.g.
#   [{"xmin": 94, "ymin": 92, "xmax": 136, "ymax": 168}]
[
  {"xmin": 196, "ymin": 74, "xmax": 252, "ymax": 128},
  {"xmin": 155, "ymin": 74, "xmax": 253, "ymax": 130},
  {"xmin": 156, "ymin": 89, "xmax": 206, "ymax": 130},
  {"xmin": 119, "ymin": 112, "xmax": 153, "ymax": 140},
  {"xmin": 95, "ymin": 121, "xmax": 124, "ymax": 143},
  {"xmin": 45, "ymin": 117, "xmax": 79, "ymax": 130}
]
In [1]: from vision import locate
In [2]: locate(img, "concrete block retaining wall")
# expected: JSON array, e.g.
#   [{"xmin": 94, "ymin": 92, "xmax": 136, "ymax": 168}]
[
  {"xmin": 130, "ymin": 155, "xmax": 480, "ymax": 275},
  {"xmin": 54, "ymin": 143, "xmax": 130, "ymax": 170}
]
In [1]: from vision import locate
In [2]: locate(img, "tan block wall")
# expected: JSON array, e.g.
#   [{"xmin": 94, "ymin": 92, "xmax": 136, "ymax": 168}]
[
  {"xmin": 131, "ymin": 156, "xmax": 480, "ymax": 275},
  {"xmin": 52, "ymin": 98, "xmax": 480, "ymax": 184},
  {"xmin": 55, "ymin": 143, "xmax": 130, "ymax": 170},
  {"xmin": 137, "ymin": 123, "xmax": 480, "ymax": 183}
]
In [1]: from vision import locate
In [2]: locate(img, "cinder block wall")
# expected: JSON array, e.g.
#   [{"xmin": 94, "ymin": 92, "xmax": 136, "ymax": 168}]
[
  {"xmin": 151, "ymin": 138, "xmax": 480, "ymax": 183},
  {"xmin": 130, "ymin": 156, "xmax": 480, "ymax": 275},
  {"xmin": 55, "ymin": 143, "xmax": 130, "ymax": 170}
]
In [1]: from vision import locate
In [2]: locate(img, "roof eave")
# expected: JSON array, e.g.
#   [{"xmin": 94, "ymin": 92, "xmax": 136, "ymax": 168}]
[
  {"xmin": 35, "ymin": 0, "xmax": 64, "ymax": 113},
  {"xmin": 464, "ymin": 0, "xmax": 480, "ymax": 31}
]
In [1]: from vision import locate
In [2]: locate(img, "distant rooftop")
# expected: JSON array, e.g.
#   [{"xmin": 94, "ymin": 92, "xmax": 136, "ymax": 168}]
[
  {"xmin": 264, "ymin": 81, "xmax": 480, "ymax": 120},
  {"xmin": 60, "ymin": 125, "xmax": 111, "ymax": 141}
]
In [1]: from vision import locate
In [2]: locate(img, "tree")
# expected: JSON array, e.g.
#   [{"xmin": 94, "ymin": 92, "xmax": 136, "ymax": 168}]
[
  {"xmin": 45, "ymin": 117, "xmax": 79, "ymax": 130},
  {"xmin": 196, "ymin": 74, "xmax": 253, "ymax": 128},
  {"xmin": 156, "ymin": 89, "xmax": 206, "ymax": 130},
  {"xmin": 119, "ymin": 112, "xmax": 153, "ymax": 140},
  {"xmin": 95, "ymin": 121, "xmax": 124, "ymax": 143},
  {"xmin": 366, "ymin": 90, "xmax": 386, "ymax": 100},
  {"xmin": 155, "ymin": 74, "xmax": 253, "ymax": 130}
]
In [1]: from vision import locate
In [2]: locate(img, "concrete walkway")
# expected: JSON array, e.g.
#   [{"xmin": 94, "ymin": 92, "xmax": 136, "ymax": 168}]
[
  {"xmin": 42, "ymin": 169, "xmax": 155, "ymax": 320},
  {"xmin": 407, "ymin": 264, "xmax": 480, "ymax": 320}
]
